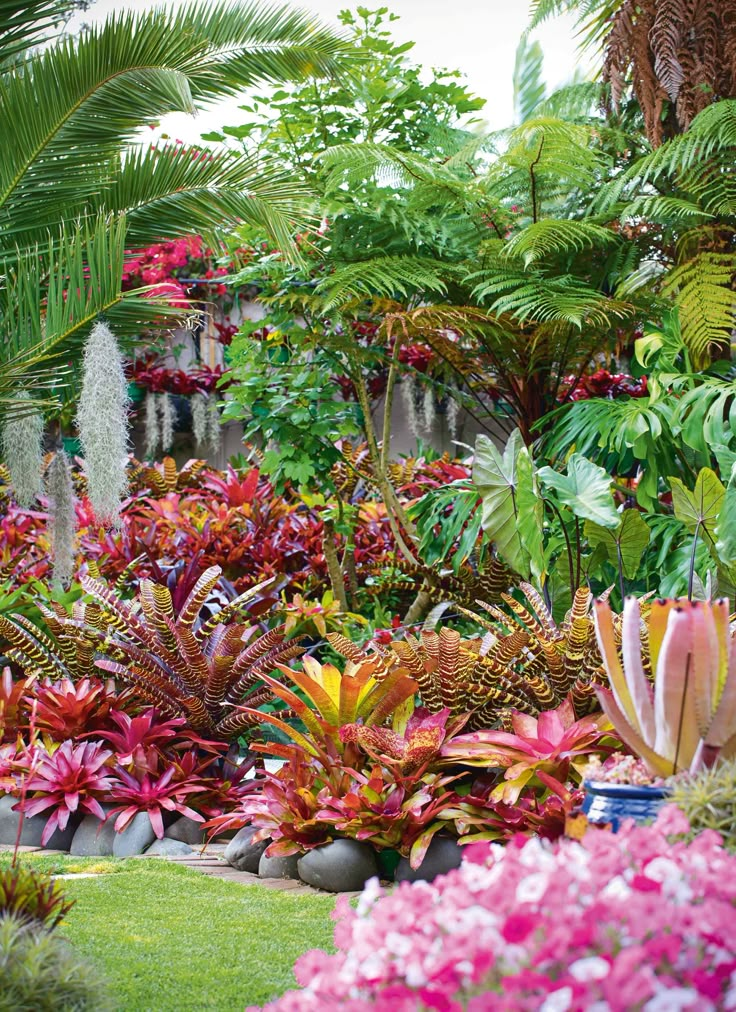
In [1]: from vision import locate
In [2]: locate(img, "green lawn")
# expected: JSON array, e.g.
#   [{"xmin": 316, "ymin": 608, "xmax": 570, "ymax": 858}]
[{"xmin": 0, "ymin": 855, "xmax": 337, "ymax": 1011}]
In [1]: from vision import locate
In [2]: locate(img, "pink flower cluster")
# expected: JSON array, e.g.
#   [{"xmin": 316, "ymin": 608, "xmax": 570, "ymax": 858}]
[{"xmin": 255, "ymin": 808, "xmax": 736, "ymax": 1011}]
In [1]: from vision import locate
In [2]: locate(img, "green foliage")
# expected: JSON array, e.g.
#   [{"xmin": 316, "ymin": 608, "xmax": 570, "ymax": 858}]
[
  {"xmin": 210, "ymin": 6, "xmax": 485, "ymax": 169},
  {"xmin": 670, "ymin": 760, "xmax": 736, "ymax": 851},
  {"xmin": 513, "ymin": 35, "xmax": 546, "ymax": 124},
  {"xmin": 538, "ymin": 454, "xmax": 619, "ymax": 527},
  {"xmin": 224, "ymin": 317, "xmax": 361, "ymax": 491},
  {"xmin": 473, "ymin": 430, "xmax": 536, "ymax": 578},
  {"xmin": 0, "ymin": 913, "xmax": 112, "ymax": 1011},
  {"xmin": 0, "ymin": 0, "xmax": 356, "ymax": 411},
  {"xmin": 585, "ymin": 510, "xmax": 650, "ymax": 580},
  {"xmin": 407, "ymin": 478, "xmax": 482, "ymax": 573}
]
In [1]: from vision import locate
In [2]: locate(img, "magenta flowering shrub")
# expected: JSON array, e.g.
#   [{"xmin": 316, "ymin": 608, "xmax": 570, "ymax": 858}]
[{"xmin": 255, "ymin": 808, "xmax": 736, "ymax": 1012}]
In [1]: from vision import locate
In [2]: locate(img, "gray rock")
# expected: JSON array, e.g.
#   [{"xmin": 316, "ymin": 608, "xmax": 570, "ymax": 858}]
[
  {"xmin": 0, "ymin": 794, "xmax": 77, "ymax": 851},
  {"xmin": 165, "ymin": 816, "xmax": 206, "ymax": 846},
  {"xmin": 145, "ymin": 838, "xmax": 193, "ymax": 857},
  {"xmin": 112, "ymin": 812, "xmax": 156, "ymax": 858},
  {"xmin": 258, "ymin": 850, "xmax": 300, "ymax": 879},
  {"xmin": 69, "ymin": 807, "xmax": 116, "ymax": 857},
  {"xmin": 224, "ymin": 827, "xmax": 270, "ymax": 873},
  {"xmin": 395, "ymin": 836, "xmax": 464, "ymax": 884},
  {"xmin": 298, "ymin": 839, "xmax": 378, "ymax": 893}
]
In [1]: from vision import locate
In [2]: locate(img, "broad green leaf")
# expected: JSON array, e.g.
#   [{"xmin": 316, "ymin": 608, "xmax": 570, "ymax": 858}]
[
  {"xmin": 669, "ymin": 468, "xmax": 725, "ymax": 542},
  {"xmin": 538, "ymin": 453, "xmax": 619, "ymax": 528},
  {"xmin": 716, "ymin": 483, "xmax": 736, "ymax": 567},
  {"xmin": 516, "ymin": 445, "xmax": 546, "ymax": 583},
  {"xmin": 585, "ymin": 509, "xmax": 651, "ymax": 580},
  {"xmin": 473, "ymin": 430, "xmax": 530, "ymax": 577}
]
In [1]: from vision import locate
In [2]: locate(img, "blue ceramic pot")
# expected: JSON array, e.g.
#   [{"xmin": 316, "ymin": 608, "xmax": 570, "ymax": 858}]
[{"xmin": 582, "ymin": 780, "xmax": 671, "ymax": 831}]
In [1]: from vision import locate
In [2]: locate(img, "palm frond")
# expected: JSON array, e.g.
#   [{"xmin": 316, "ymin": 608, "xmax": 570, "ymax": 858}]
[
  {"xmin": 0, "ymin": 214, "xmax": 183, "ymax": 399},
  {"xmin": 87, "ymin": 143, "xmax": 313, "ymax": 255},
  {"xmin": 0, "ymin": 1, "xmax": 354, "ymax": 238},
  {"xmin": 0, "ymin": 0, "xmax": 73, "ymax": 66}
]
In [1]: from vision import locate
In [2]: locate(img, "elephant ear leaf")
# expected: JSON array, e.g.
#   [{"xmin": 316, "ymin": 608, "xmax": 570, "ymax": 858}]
[
  {"xmin": 670, "ymin": 468, "xmax": 725, "ymax": 545},
  {"xmin": 585, "ymin": 509, "xmax": 650, "ymax": 579},
  {"xmin": 716, "ymin": 483, "xmax": 736, "ymax": 568},
  {"xmin": 473, "ymin": 430, "xmax": 530, "ymax": 578},
  {"xmin": 538, "ymin": 454, "xmax": 619, "ymax": 528}
]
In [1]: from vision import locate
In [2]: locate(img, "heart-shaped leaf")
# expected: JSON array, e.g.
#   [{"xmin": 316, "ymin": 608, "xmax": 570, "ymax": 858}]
[
  {"xmin": 538, "ymin": 454, "xmax": 619, "ymax": 528},
  {"xmin": 585, "ymin": 509, "xmax": 650, "ymax": 579}
]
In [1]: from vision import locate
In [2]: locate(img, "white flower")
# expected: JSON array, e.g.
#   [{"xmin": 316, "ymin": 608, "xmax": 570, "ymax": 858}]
[
  {"xmin": 540, "ymin": 986, "xmax": 573, "ymax": 1012},
  {"xmin": 601, "ymin": 875, "xmax": 631, "ymax": 900},
  {"xmin": 643, "ymin": 987, "xmax": 703, "ymax": 1011},
  {"xmin": 645, "ymin": 857, "xmax": 693, "ymax": 904},
  {"xmin": 405, "ymin": 963, "xmax": 427, "ymax": 988},
  {"xmin": 356, "ymin": 877, "xmax": 382, "ymax": 917},
  {"xmin": 384, "ymin": 932, "xmax": 411, "ymax": 958},
  {"xmin": 515, "ymin": 871, "xmax": 549, "ymax": 904},
  {"xmin": 569, "ymin": 956, "xmax": 610, "ymax": 982}
]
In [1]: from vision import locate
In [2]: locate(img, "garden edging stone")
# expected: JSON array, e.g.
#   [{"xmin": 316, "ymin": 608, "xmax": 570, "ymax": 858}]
[
  {"xmin": 0, "ymin": 794, "xmax": 78, "ymax": 851},
  {"xmin": 112, "ymin": 811, "xmax": 156, "ymax": 858},
  {"xmin": 394, "ymin": 836, "xmax": 464, "ymax": 884},
  {"xmin": 224, "ymin": 827, "xmax": 270, "ymax": 872},
  {"xmin": 258, "ymin": 851, "xmax": 300, "ymax": 879},
  {"xmin": 297, "ymin": 839, "xmax": 379, "ymax": 893}
]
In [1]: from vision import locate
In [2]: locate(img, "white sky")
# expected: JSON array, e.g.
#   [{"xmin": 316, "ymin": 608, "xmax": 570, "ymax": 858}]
[{"xmin": 69, "ymin": 0, "xmax": 590, "ymax": 141}]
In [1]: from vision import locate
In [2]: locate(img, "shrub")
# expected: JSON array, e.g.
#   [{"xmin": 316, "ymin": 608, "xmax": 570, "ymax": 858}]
[
  {"xmin": 255, "ymin": 809, "xmax": 736, "ymax": 1010},
  {"xmin": 0, "ymin": 865, "xmax": 73, "ymax": 929},
  {"xmin": 0, "ymin": 913, "xmax": 112, "ymax": 1011},
  {"xmin": 670, "ymin": 759, "xmax": 736, "ymax": 851}
]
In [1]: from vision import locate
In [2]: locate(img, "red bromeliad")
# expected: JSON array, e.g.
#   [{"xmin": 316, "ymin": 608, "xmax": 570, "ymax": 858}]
[
  {"xmin": 17, "ymin": 741, "xmax": 114, "ymax": 846},
  {"xmin": 441, "ymin": 697, "xmax": 615, "ymax": 803}
]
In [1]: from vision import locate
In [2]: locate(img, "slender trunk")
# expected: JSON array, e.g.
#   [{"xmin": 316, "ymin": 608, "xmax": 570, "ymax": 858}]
[
  {"xmin": 403, "ymin": 585, "xmax": 434, "ymax": 625},
  {"xmin": 323, "ymin": 517, "xmax": 349, "ymax": 611}
]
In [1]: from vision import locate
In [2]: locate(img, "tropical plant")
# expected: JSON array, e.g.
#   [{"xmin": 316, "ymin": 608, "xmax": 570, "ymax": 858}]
[
  {"xmin": 594, "ymin": 595, "xmax": 736, "ymax": 776},
  {"xmin": 440, "ymin": 697, "xmax": 615, "ymax": 803},
  {"xmin": 0, "ymin": 566, "xmax": 304, "ymax": 742},
  {"xmin": 30, "ymin": 678, "xmax": 117, "ymax": 742},
  {"xmin": 386, "ymin": 585, "xmax": 610, "ymax": 726},
  {"xmin": 16, "ymin": 740, "xmax": 114, "ymax": 846},
  {"xmin": 237, "ymin": 638, "xmax": 419, "ymax": 759},
  {"xmin": 531, "ymin": 0, "xmax": 736, "ymax": 145},
  {"xmin": 0, "ymin": 914, "xmax": 113, "ymax": 1011},
  {"xmin": 0, "ymin": 865, "xmax": 73, "ymax": 930},
  {"xmin": 669, "ymin": 758, "xmax": 736, "ymax": 851},
  {"xmin": 107, "ymin": 756, "xmax": 206, "ymax": 840},
  {"xmin": 0, "ymin": 0, "xmax": 356, "ymax": 414}
]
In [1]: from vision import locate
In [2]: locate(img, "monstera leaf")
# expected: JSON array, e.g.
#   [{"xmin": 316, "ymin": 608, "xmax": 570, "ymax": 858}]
[
  {"xmin": 585, "ymin": 509, "xmax": 651, "ymax": 580},
  {"xmin": 538, "ymin": 454, "xmax": 619, "ymax": 528}
]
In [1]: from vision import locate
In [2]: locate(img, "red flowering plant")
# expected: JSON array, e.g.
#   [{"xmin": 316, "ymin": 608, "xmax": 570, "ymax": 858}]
[
  {"xmin": 256, "ymin": 807, "xmax": 736, "ymax": 1011},
  {"xmin": 106, "ymin": 749, "xmax": 208, "ymax": 840},
  {"xmin": 15, "ymin": 741, "xmax": 115, "ymax": 846},
  {"xmin": 31, "ymin": 678, "xmax": 118, "ymax": 742},
  {"xmin": 440, "ymin": 697, "xmax": 617, "ymax": 804}
]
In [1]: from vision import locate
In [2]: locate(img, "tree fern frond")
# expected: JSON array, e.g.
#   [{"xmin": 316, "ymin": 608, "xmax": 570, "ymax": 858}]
[
  {"xmin": 503, "ymin": 219, "xmax": 619, "ymax": 266},
  {"xmin": 318, "ymin": 256, "xmax": 451, "ymax": 310},
  {"xmin": 662, "ymin": 253, "xmax": 736, "ymax": 362},
  {"xmin": 470, "ymin": 267, "xmax": 632, "ymax": 327}
]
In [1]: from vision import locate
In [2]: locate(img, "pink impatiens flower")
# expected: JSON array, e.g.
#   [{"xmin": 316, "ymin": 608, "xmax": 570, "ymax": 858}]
[{"xmin": 251, "ymin": 809, "xmax": 736, "ymax": 1011}]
